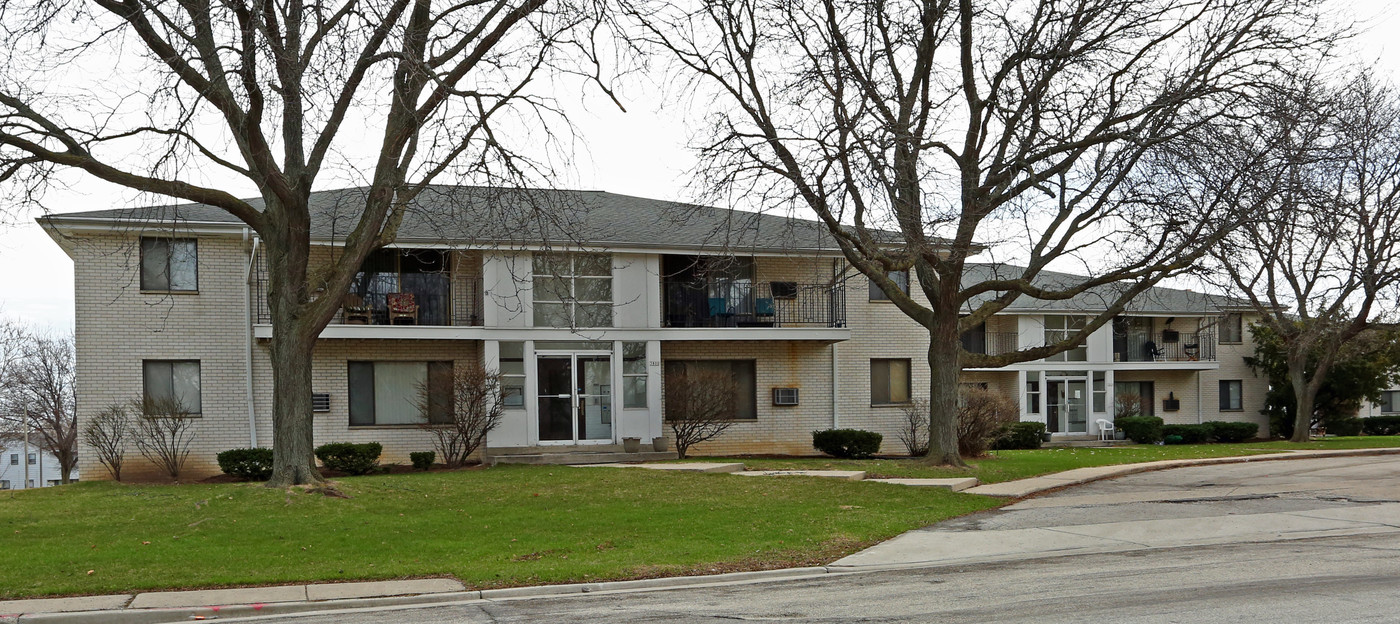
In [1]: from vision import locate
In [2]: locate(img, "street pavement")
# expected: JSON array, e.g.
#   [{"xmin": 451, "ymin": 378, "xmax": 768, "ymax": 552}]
[{"xmin": 226, "ymin": 454, "xmax": 1400, "ymax": 623}]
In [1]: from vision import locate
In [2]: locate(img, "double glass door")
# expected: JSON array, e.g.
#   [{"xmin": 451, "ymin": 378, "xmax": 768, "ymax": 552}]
[
  {"xmin": 1046, "ymin": 378, "xmax": 1088, "ymax": 434},
  {"xmin": 537, "ymin": 353, "xmax": 613, "ymax": 444}
]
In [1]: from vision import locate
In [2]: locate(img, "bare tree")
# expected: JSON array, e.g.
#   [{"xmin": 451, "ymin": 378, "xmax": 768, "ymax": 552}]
[
  {"xmin": 664, "ymin": 366, "xmax": 737, "ymax": 459},
  {"xmin": 82, "ymin": 403, "xmax": 132, "ymax": 481},
  {"xmin": 0, "ymin": 0, "xmax": 619, "ymax": 485},
  {"xmin": 0, "ymin": 327, "xmax": 79, "ymax": 483},
  {"xmin": 629, "ymin": 0, "xmax": 1334, "ymax": 465},
  {"xmin": 897, "ymin": 399, "xmax": 930, "ymax": 457},
  {"xmin": 956, "ymin": 387, "xmax": 1018, "ymax": 458},
  {"xmin": 1184, "ymin": 72, "xmax": 1400, "ymax": 441},
  {"xmin": 132, "ymin": 397, "xmax": 198, "ymax": 481},
  {"xmin": 1114, "ymin": 393, "xmax": 1144, "ymax": 421},
  {"xmin": 416, "ymin": 365, "xmax": 503, "ymax": 468}
]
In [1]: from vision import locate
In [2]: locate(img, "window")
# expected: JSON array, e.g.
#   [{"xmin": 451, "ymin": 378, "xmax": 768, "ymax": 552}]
[
  {"xmin": 869, "ymin": 270, "xmax": 910, "ymax": 301},
  {"xmin": 664, "ymin": 360, "xmax": 757, "ymax": 420},
  {"xmin": 623, "ymin": 342, "xmax": 648, "ymax": 409},
  {"xmin": 139, "ymin": 237, "xmax": 198, "ymax": 291},
  {"xmin": 533, "ymin": 252, "xmax": 613, "ymax": 327},
  {"xmin": 960, "ymin": 318, "xmax": 987, "ymax": 354},
  {"xmin": 348, "ymin": 361, "xmax": 452, "ymax": 426},
  {"xmin": 499, "ymin": 342, "xmax": 526, "ymax": 408},
  {"xmin": 1380, "ymin": 390, "xmax": 1400, "ymax": 414},
  {"xmin": 1219, "ymin": 313, "xmax": 1243, "ymax": 344},
  {"xmin": 7, "ymin": 454, "xmax": 14, "ymax": 466},
  {"xmin": 1219, "ymin": 380, "xmax": 1243, "ymax": 411},
  {"xmin": 0, "ymin": 481, "xmax": 8, "ymax": 490},
  {"xmin": 142, "ymin": 360, "xmax": 202, "ymax": 413},
  {"xmin": 1026, "ymin": 373, "xmax": 1041, "ymax": 413},
  {"xmin": 1044, "ymin": 315, "xmax": 1088, "ymax": 362},
  {"xmin": 46, "ymin": 480, "xmax": 59, "ymax": 487},
  {"xmin": 1114, "ymin": 381, "xmax": 1155, "ymax": 417},
  {"xmin": 27, "ymin": 453, "xmax": 36, "ymax": 465},
  {"xmin": 871, "ymin": 359, "xmax": 912, "ymax": 405},
  {"xmin": 1092, "ymin": 372, "xmax": 1107, "ymax": 413}
]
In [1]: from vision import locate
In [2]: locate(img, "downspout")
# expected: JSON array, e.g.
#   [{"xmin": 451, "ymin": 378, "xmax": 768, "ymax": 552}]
[
  {"xmin": 1197, "ymin": 371, "xmax": 1203, "ymax": 425},
  {"xmin": 831, "ymin": 342, "xmax": 840, "ymax": 429},
  {"xmin": 243, "ymin": 229, "xmax": 260, "ymax": 448}
]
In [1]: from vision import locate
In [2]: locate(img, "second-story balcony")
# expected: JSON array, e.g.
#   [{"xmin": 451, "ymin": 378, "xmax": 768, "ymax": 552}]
[
  {"xmin": 662, "ymin": 280, "xmax": 846, "ymax": 328},
  {"xmin": 1116, "ymin": 330, "xmax": 1217, "ymax": 362},
  {"xmin": 962, "ymin": 331, "xmax": 1019, "ymax": 357}
]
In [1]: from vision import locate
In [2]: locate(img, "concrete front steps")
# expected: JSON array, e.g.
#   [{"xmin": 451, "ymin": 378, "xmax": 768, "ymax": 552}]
[{"xmin": 486, "ymin": 445, "xmax": 673, "ymax": 466}]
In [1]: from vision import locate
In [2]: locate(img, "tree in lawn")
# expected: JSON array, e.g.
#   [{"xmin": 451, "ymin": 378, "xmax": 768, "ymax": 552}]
[
  {"xmin": 0, "ymin": 0, "xmax": 617, "ymax": 485},
  {"xmin": 1182, "ymin": 73, "xmax": 1400, "ymax": 442},
  {"xmin": 0, "ymin": 325, "xmax": 79, "ymax": 484},
  {"xmin": 629, "ymin": 0, "xmax": 1332, "ymax": 465},
  {"xmin": 665, "ymin": 365, "xmax": 738, "ymax": 460},
  {"xmin": 1246, "ymin": 324, "xmax": 1400, "ymax": 438},
  {"xmin": 416, "ymin": 365, "xmax": 503, "ymax": 468}
]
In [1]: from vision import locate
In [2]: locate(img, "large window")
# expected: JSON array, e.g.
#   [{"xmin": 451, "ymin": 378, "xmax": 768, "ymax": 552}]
[
  {"xmin": 348, "ymin": 361, "xmax": 452, "ymax": 426},
  {"xmin": 1044, "ymin": 315, "xmax": 1088, "ymax": 362},
  {"xmin": 142, "ymin": 360, "xmax": 201, "ymax": 414},
  {"xmin": 1219, "ymin": 313, "xmax": 1244, "ymax": 344},
  {"xmin": 533, "ymin": 253, "xmax": 613, "ymax": 327},
  {"xmin": 871, "ymin": 359, "xmax": 911, "ymax": 405},
  {"xmin": 140, "ymin": 237, "xmax": 198, "ymax": 291},
  {"xmin": 1114, "ymin": 381, "xmax": 1155, "ymax": 416},
  {"xmin": 1219, "ymin": 380, "xmax": 1243, "ymax": 411},
  {"xmin": 869, "ymin": 270, "xmax": 910, "ymax": 301},
  {"xmin": 1380, "ymin": 390, "xmax": 1400, "ymax": 414},
  {"xmin": 499, "ymin": 343, "xmax": 526, "ymax": 408},
  {"xmin": 623, "ymin": 342, "xmax": 648, "ymax": 409},
  {"xmin": 664, "ymin": 360, "xmax": 757, "ymax": 420}
]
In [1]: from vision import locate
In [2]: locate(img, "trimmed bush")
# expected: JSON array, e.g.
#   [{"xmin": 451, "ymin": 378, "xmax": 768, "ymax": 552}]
[
  {"xmin": 812, "ymin": 429, "xmax": 883, "ymax": 459},
  {"xmin": 216, "ymin": 448, "xmax": 274, "ymax": 481},
  {"xmin": 1328, "ymin": 417, "xmax": 1363, "ymax": 437},
  {"xmin": 1203, "ymin": 421, "xmax": 1259, "ymax": 443},
  {"xmin": 990, "ymin": 422, "xmax": 1045, "ymax": 450},
  {"xmin": 1161, "ymin": 424, "xmax": 1209, "ymax": 444},
  {"xmin": 314, "ymin": 442, "xmax": 383, "ymax": 475},
  {"xmin": 1117, "ymin": 416, "xmax": 1164, "ymax": 444},
  {"xmin": 410, "ymin": 451, "xmax": 435, "ymax": 471},
  {"xmin": 1362, "ymin": 415, "xmax": 1400, "ymax": 436}
]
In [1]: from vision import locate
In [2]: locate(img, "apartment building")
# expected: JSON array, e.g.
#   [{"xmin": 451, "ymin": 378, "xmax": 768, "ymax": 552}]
[{"xmin": 40, "ymin": 187, "xmax": 1269, "ymax": 479}]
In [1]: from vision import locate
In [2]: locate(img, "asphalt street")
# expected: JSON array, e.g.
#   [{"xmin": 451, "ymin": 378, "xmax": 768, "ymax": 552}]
[{"xmin": 228, "ymin": 455, "xmax": 1400, "ymax": 623}]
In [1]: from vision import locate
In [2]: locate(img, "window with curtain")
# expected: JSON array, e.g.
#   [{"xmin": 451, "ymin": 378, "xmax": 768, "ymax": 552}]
[
  {"xmin": 1219, "ymin": 380, "xmax": 1243, "ymax": 411},
  {"xmin": 348, "ymin": 361, "xmax": 452, "ymax": 425},
  {"xmin": 1114, "ymin": 381, "xmax": 1155, "ymax": 416},
  {"xmin": 1219, "ymin": 313, "xmax": 1244, "ymax": 344},
  {"xmin": 663, "ymin": 360, "xmax": 757, "ymax": 420},
  {"xmin": 623, "ymin": 342, "xmax": 648, "ymax": 408},
  {"xmin": 142, "ymin": 360, "xmax": 202, "ymax": 413},
  {"xmin": 868, "ymin": 270, "xmax": 910, "ymax": 301},
  {"xmin": 140, "ymin": 238, "xmax": 198, "ymax": 291},
  {"xmin": 533, "ymin": 252, "xmax": 613, "ymax": 327},
  {"xmin": 871, "ymin": 359, "xmax": 911, "ymax": 405}
]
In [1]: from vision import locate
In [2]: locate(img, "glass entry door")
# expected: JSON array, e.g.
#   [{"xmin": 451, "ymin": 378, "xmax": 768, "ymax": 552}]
[
  {"xmin": 1047, "ymin": 379, "xmax": 1088, "ymax": 434},
  {"xmin": 536, "ymin": 353, "xmax": 613, "ymax": 444}
]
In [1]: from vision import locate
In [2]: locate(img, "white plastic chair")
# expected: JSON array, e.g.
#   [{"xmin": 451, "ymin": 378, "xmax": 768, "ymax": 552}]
[{"xmin": 1096, "ymin": 419, "xmax": 1116, "ymax": 442}]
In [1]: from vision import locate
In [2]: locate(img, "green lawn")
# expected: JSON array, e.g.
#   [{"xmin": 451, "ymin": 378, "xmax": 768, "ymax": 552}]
[
  {"xmin": 685, "ymin": 436, "xmax": 1400, "ymax": 484},
  {"xmin": 0, "ymin": 464, "xmax": 1001, "ymax": 600}
]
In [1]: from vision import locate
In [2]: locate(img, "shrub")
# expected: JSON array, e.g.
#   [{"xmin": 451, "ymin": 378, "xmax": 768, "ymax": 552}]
[
  {"xmin": 1162, "ymin": 424, "xmax": 1209, "ymax": 444},
  {"xmin": 314, "ymin": 442, "xmax": 383, "ymax": 475},
  {"xmin": 666, "ymin": 367, "xmax": 739, "ymax": 459},
  {"xmin": 991, "ymin": 422, "xmax": 1045, "ymax": 450},
  {"xmin": 410, "ymin": 451, "xmax": 435, "ymax": 471},
  {"xmin": 132, "ymin": 397, "xmax": 198, "ymax": 480},
  {"xmin": 216, "ymin": 448, "xmax": 274, "ymax": 481},
  {"xmin": 1362, "ymin": 415, "xmax": 1400, "ymax": 436},
  {"xmin": 1203, "ymin": 421, "xmax": 1260, "ymax": 443},
  {"xmin": 957, "ymin": 388, "xmax": 1020, "ymax": 457},
  {"xmin": 82, "ymin": 403, "xmax": 131, "ymax": 481},
  {"xmin": 897, "ymin": 399, "xmax": 930, "ymax": 456},
  {"xmin": 812, "ymin": 429, "xmax": 883, "ymax": 459},
  {"xmin": 1327, "ymin": 417, "xmax": 1363, "ymax": 436},
  {"xmin": 1117, "ymin": 416, "xmax": 1164, "ymax": 444},
  {"xmin": 416, "ymin": 365, "xmax": 503, "ymax": 467}
]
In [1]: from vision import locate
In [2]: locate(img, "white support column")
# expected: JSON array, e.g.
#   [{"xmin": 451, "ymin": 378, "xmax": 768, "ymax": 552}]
[
  {"xmin": 647, "ymin": 340, "xmax": 663, "ymax": 439},
  {"xmin": 524, "ymin": 340, "xmax": 538, "ymax": 445}
]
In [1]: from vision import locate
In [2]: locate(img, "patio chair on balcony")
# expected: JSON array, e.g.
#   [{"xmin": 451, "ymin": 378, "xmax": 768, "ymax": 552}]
[
  {"xmin": 387, "ymin": 292, "xmax": 419, "ymax": 325},
  {"xmin": 1145, "ymin": 340, "xmax": 1165, "ymax": 361},
  {"xmin": 343, "ymin": 294, "xmax": 372, "ymax": 325}
]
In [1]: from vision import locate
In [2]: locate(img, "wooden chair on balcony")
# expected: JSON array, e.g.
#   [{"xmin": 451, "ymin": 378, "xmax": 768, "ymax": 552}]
[
  {"xmin": 387, "ymin": 292, "xmax": 419, "ymax": 325},
  {"xmin": 343, "ymin": 294, "xmax": 372, "ymax": 325}
]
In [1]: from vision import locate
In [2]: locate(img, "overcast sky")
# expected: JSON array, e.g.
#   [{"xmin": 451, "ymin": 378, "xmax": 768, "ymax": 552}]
[{"xmin": 3, "ymin": 0, "xmax": 1398, "ymax": 333}]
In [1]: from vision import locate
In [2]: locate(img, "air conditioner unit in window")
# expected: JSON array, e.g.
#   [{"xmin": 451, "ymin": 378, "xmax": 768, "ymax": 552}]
[
  {"xmin": 772, "ymin": 387, "xmax": 799, "ymax": 406},
  {"xmin": 312, "ymin": 393, "xmax": 331, "ymax": 412}
]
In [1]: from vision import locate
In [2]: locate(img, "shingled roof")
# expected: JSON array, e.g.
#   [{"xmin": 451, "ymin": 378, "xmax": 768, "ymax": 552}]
[
  {"xmin": 960, "ymin": 263, "xmax": 1250, "ymax": 314},
  {"xmin": 40, "ymin": 186, "xmax": 923, "ymax": 255}
]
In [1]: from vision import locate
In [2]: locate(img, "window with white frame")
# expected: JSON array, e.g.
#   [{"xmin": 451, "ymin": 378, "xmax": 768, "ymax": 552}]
[
  {"xmin": 533, "ymin": 253, "xmax": 613, "ymax": 327},
  {"xmin": 27, "ymin": 453, "xmax": 35, "ymax": 465},
  {"xmin": 142, "ymin": 360, "xmax": 202, "ymax": 414},
  {"xmin": 1026, "ymin": 372, "xmax": 1042, "ymax": 413},
  {"xmin": 139, "ymin": 237, "xmax": 198, "ymax": 291},
  {"xmin": 499, "ymin": 342, "xmax": 526, "ymax": 409},
  {"xmin": 348, "ymin": 361, "xmax": 452, "ymax": 426},
  {"xmin": 1044, "ymin": 315, "xmax": 1089, "ymax": 362},
  {"xmin": 1092, "ymin": 372, "xmax": 1107, "ymax": 412},
  {"xmin": 1380, "ymin": 390, "xmax": 1399, "ymax": 414},
  {"xmin": 623, "ymin": 342, "xmax": 647, "ymax": 409}
]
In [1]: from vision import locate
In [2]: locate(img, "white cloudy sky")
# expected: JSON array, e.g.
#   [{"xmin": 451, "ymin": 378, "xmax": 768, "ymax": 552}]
[{"xmin": 2, "ymin": 0, "xmax": 1398, "ymax": 333}]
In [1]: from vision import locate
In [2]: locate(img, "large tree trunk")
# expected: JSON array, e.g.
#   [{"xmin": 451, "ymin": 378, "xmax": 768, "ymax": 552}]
[
  {"xmin": 1288, "ymin": 361, "xmax": 1312, "ymax": 443},
  {"xmin": 925, "ymin": 311, "xmax": 966, "ymax": 467},
  {"xmin": 264, "ymin": 230, "xmax": 325, "ymax": 487}
]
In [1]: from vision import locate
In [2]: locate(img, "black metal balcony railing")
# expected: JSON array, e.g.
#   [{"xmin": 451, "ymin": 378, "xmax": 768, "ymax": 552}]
[
  {"xmin": 963, "ymin": 332, "xmax": 1019, "ymax": 356},
  {"xmin": 252, "ymin": 263, "xmax": 483, "ymax": 327},
  {"xmin": 662, "ymin": 280, "xmax": 846, "ymax": 328},
  {"xmin": 1118, "ymin": 331, "xmax": 1217, "ymax": 362}
]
